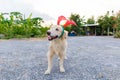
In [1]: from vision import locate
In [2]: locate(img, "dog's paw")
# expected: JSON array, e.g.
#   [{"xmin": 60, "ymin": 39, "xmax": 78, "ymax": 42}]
[
  {"xmin": 58, "ymin": 57, "xmax": 60, "ymax": 60},
  {"xmin": 60, "ymin": 68, "xmax": 65, "ymax": 73},
  {"xmin": 65, "ymin": 56, "xmax": 67, "ymax": 59},
  {"xmin": 58, "ymin": 56, "xmax": 67, "ymax": 60},
  {"xmin": 45, "ymin": 70, "xmax": 50, "ymax": 75}
]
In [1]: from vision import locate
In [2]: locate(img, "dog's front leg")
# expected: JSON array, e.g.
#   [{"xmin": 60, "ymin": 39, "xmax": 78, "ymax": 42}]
[
  {"xmin": 59, "ymin": 52, "xmax": 65, "ymax": 73},
  {"xmin": 45, "ymin": 50, "xmax": 54, "ymax": 75}
]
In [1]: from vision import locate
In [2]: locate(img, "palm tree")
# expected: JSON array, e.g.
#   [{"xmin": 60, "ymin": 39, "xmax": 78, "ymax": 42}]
[
  {"xmin": 10, "ymin": 12, "xmax": 23, "ymax": 23},
  {"xmin": 32, "ymin": 17, "xmax": 43, "ymax": 27}
]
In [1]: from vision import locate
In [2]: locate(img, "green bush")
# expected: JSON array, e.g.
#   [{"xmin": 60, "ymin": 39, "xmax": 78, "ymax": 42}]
[
  {"xmin": 0, "ymin": 12, "xmax": 49, "ymax": 39},
  {"xmin": 114, "ymin": 31, "xmax": 120, "ymax": 38},
  {"xmin": 0, "ymin": 23, "xmax": 49, "ymax": 39},
  {"xmin": 39, "ymin": 27, "xmax": 49, "ymax": 37}
]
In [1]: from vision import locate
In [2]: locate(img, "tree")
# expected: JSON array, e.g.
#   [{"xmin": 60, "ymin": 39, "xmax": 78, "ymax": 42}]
[
  {"xmin": 115, "ymin": 11, "xmax": 120, "ymax": 30},
  {"xmin": 87, "ymin": 16, "xmax": 95, "ymax": 24},
  {"xmin": 69, "ymin": 13, "xmax": 84, "ymax": 35},
  {"xmin": 32, "ymin": 17, "xmax": 43, "ymax": 27},
  {"xmin": 113, "ymin": 11, "xmax": 120, "ymax": 38},
  {"xmin": 10, "ymin": 12, "xmax": 23, "ymax": 23},
  {"xmin": 0, "ymin": 12, "xmax": 47, "ymax": 39},
  {"xmin": 0, "ymin": 13, "xmax": 5, "ymax": 22},
  {"xmin": 97, "ymin": 11, "xmax": 115, "ymax": 35}
]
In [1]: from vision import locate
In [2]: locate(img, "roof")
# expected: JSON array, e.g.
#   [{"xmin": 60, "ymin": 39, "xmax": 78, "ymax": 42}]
[{"xmin": 83, "ymin": 23, "xmax": 99, "ymax": 27}]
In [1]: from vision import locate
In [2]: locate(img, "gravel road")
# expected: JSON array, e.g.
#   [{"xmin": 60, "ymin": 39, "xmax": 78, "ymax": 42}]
[{"xmin": 0, "ymin": 36, "xmax": 120, "ymax": 80}]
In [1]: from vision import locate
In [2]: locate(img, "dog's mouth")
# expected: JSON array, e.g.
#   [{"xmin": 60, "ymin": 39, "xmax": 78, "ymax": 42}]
[{"xmin": 47, "ymin": 35, "xmax": 58, "ymax": 41}]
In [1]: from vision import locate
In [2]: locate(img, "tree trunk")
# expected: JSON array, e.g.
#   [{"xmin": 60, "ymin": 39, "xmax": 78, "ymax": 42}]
[{"xmin": 107, "ymin": 27, "xmax": 110, "ymax": 36}]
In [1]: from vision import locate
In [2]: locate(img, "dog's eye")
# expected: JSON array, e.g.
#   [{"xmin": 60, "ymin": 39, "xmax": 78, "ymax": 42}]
[{"xmin": 56, "ymin": 28, "xmax": 59, "ymax": 31}]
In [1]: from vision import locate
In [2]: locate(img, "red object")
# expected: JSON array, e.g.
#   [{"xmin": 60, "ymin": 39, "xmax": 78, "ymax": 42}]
[
  {"xmin": 64, "ymin": 20, "xmax": 76, "ymax": 27},
  {"xmin": 57, "ymin": 16, "xmax": 66, "ymax": 25},
  {"xmin": 57, "ymin": 16, "xmax": 76, "ymax": 27}
]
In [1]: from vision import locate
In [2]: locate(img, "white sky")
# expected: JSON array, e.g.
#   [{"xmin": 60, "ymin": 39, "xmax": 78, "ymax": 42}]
[{"xmin": 0, "ymin": 0, "xmax": 120, "ymax": 24}]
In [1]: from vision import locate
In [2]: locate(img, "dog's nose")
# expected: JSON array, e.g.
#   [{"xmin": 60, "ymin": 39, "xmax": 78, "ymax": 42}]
[{"xmin": 47, "ymin": 31, "xmax": 51, "ymax": 35}]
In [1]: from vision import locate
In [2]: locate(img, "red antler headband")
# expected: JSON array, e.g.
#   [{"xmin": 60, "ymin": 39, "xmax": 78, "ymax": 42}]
[{"xmin": 57, "ymin": 16, "xmax": 76, "ymax": 27}]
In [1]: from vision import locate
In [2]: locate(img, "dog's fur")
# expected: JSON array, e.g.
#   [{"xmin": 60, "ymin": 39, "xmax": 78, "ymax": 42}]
[{"xmin": 45, "ymin": 25, "xmax": 68, "ymax": 74}]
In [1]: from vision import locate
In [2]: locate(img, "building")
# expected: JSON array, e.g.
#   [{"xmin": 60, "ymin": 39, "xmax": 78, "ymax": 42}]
[{"xmin": 83, "ymin": 23, "xmax": 100, "ymax": 36}]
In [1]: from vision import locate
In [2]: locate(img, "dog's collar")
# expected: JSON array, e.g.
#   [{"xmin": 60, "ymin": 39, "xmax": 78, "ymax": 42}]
[{"xmin": 58, "ymin": 26, "xmax": 64, "ymax": 38}]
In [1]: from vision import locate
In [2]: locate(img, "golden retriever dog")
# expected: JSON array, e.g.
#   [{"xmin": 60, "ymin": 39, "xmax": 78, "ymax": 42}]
[{"xmin": 45, "ymin": 25, "xmax": 68, "ymax": 74}]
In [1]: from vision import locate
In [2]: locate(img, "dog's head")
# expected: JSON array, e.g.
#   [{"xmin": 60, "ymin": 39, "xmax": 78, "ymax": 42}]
[{"xmin": 47, "ymin": 25, "xmax": 68, "ymax": 41}]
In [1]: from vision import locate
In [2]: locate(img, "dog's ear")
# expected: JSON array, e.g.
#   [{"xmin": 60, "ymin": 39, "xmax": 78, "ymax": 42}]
[{"xmin": 61, "ymin": 30, "xmax": 68, "ymax": 40}]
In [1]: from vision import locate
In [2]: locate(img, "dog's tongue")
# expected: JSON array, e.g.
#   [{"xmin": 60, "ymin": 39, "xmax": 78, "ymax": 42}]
[{"xmin": 48, "ymin": 36, "xmax": 51, "ymax": 40}]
